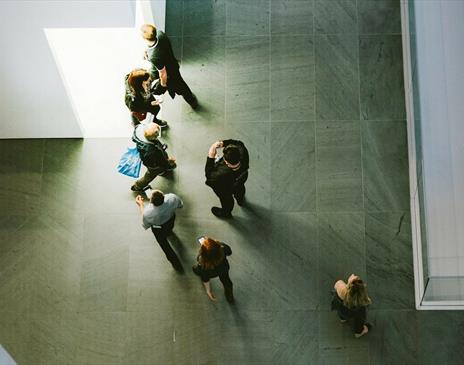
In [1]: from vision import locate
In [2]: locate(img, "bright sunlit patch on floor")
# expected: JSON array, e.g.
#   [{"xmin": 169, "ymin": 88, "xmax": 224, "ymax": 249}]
[{"xmin": 44, "ymin": 0, "xmax": 157, "ymax": 138}]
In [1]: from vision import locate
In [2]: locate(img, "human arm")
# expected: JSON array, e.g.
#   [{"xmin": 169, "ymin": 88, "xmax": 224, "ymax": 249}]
[
  {"xmin": 334, "ymin": 280, "xmax": 347, "ymax": 299},
  {"xmin": 158, "ymin": 67, "xmax": 167, "ymax": 87},
  {"xmin": 135, "ymin": 195, "xmax": 145, "ymax": 217},
  {"xmin": 208, "ymin": 141, "xmax": 223, "ymax": 159},
  {"xmin": 222, "ymin": 243, "xmax": 232, "ymax": 256}
]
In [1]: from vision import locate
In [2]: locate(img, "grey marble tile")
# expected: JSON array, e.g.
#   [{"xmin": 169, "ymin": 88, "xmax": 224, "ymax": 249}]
[
  {"xmin": 181, "ymin": 36, "xmax": 225, "ymax": 124},
  {"xmin": 368, "ymin": 310, "xmax": 418, "ymax": 365},
  {"xmin": 359, "ymin": 35, "xmax": 405, "ymax": 120},
  {"xmin": 78, "ymin": 214, "xmax": 133, "ymax": 312},
  {"xmin": 225, "ymin": 36, "xmax": 270, "ymax": 122},
  {"xmin": 319, "ymin": 311, "xmax": 369, "ymax": 364},
  {"xmin": 318, "ymin": 212, "xmax": 365, "ymax": 307},
  {"xmin": 271, "ymin": 0, "xmax": 313, "ymax": 35},
  {"xmin": 0, "ymin": 216, "xmax": 41, "ymax": 314},
  {"xmin": 269, "ymin": 213, "xmax": 319, "ymax": 310},
  {"xmin": 29, "ymin": 214, "xmax": 82, "ymax": 314},
  {"xmin": 315, "ymin": 0, "xmax": 357, "ymax": 35},
  {"xmin": 183, "ymin": 0, "xmax": 226, "ymax": 36},
  {"xmin": 418, "ymin": 311, "xmax": 464, "ymax": 365},
  {"xmin": 226, "ymin": 0, "xmax": 270, "ymax": 36},
  {"xmin": 165, "ymin": 0, "xmax": 184, "ymax": 36},
  {"xmin": 0, "ymin": 140, "xmax": 44, "ymax": 215},
  {"xmin": 0, "ymin": 310, "xmax": 30, "ymax": 364},
  {"xmin": 316, "ymin": 120, "xmax": 363, "ymax": 212},
  {"xmin": 362, "ymin": 121, "xmax": 410, "ymax": 212},
  {"xmin": 365, "ymin": 212, "xmax": 414, "ymax": 310},
  {"xmin": 271, "ymin": 122, "xmax": 316, "ymax": 212},
  {"xmin": 75, "ymin": 312, "xmax": 128, "ymax": 365},
  {"xmin": 358, "ymin": 0, "xmax": 401, "ymax": 35},
  {"xmin": 273, "ymin": 310, "xmax": 319, "ymax": 364},
  {"xmin": 271, "ymin": 35, "xmax": 315, "ymax": 121},
  {"xmin": 315, "ymin": 34, "xmax": 360, "ymax": 120},
  {"xmin": 27, "ymin": 312, "xmax": 78, "ymax": 365}
]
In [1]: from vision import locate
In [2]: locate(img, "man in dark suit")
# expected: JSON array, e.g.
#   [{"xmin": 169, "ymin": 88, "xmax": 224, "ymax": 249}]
[
  {"xmin": 141, "ymin": 23, "xmax": 198, "ymax": 109},
  {"xmin": 205, "ymin": 139, "xmax": 249, "ymax": 218}
]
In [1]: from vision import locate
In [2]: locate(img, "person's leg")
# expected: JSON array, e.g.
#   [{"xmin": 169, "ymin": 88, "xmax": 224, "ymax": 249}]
[
  {"xmin": 211, "ymin": 188, "xmax": 234, "ymax": 218},
  {"xmin": 132, "ymin": 167, "xmax": 158, "ymax": 191},
  {"xmin": 131, "ymin": 113, "xmax": 141, "ymax": 127},
  {"xmin": 151, "ymin": 226, "xmax": 182, "ymax": 271},
  {"xmin": 233, "ymin": 183, "xmax": 246, "ymax": 206},
  {"xmin": 219, "ymin": 272, "xmax": 234, "ymax": 303},
  {"xmin": 169, "ymin": 71, "xmax": 197, "ymax": 108},
  {"xmin": 148, "ymin": 104, "xmax": 168, "ymax": 128}
]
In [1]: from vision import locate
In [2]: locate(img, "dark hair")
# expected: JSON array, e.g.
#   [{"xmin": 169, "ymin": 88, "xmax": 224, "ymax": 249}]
[
  {"xmin": 128, "ymin": 69, "xmax": 150, "ymax": 95},
  {"xmin": 198, "ymin": 237, "xmax": 225, "ymax": 270},
  {"xmin": 150, "ymin": 190, "xmax": 165, "ymax": 206},
  {"xmin": 223, "ymin": 145, "xmax": 241, "ymax": 165}
]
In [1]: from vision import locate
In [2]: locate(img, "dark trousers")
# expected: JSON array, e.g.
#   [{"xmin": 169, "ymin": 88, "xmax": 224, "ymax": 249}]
[
  {"xmin": 131, "ymin": 104, "xmax": 162, "ymax": 127},
  {"xmin": 219, "ymin": 272, "xmax": 233, "ymax": 289},
  {"xmin": 168, "ymin": 69, "xmax": 196, "ymax": 106},
  {"xmin": 150, "ymin": 215, "xmax": 180, "ymax": 264},
  {"xmin": 213, "ymin": 184, "xmax": 246, "ymax": 214}
]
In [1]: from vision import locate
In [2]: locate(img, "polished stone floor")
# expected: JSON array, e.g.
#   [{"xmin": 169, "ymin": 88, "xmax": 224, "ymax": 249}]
[{"xmin": 1, "ymin": 1, "xmax": 464, "ymax": 364}]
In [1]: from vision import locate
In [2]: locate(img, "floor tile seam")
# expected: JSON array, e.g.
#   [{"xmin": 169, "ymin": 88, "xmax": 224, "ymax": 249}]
[
  {"xmin": 312, "ymin": 0, "xmax": 318, "ymax": 220},
  {"xmin": 355, "ymin": 0, "xmax": 366, "ymax": 231}
]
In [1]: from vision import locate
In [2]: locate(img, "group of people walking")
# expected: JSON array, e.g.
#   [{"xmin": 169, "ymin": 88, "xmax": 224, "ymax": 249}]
[{"xmin": 123, "ymin": 23, "xmax": 372, "ymax": 334}]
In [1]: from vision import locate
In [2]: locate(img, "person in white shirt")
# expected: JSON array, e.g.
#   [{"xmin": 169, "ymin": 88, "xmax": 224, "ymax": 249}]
[{"xmin": 135, "ymin": 190, "xmax": 184, "ymax": 271}]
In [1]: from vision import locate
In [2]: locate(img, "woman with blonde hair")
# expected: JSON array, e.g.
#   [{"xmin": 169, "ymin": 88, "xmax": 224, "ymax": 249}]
[
  {"xmin": 333, "ymin": 274, "xmax": 372, "ymax": 338},
  {"xmin": 192, "ymin": 236, "xmax": 234, "ymax": 303}
]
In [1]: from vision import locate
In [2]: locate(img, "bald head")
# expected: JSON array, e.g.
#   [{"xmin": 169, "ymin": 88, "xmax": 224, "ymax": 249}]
[
  {"xmin": 144, "ymin": 123, "xmax": 160, "ymax": 141},
  {"xmin": 141, "ymin": 24, "xmax": 157, "ymax": 42}
]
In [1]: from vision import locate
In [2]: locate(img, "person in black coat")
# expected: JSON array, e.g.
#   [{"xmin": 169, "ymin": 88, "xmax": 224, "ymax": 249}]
[
  {"xmin": 205, "ymin": 139, "xmax": 249, "ymax": 218},
  {"xmin": 192, "ymin": 236, "xmax": 234, "ymax": 303},
  {"xmin": 131, "ymin": 123, "xmax": 176, "ymax": 192},
  {"xmin": 141, "ymin": 24, "xmax": 198, "ymax": 109},
  {"xmin": 125, "ymin": 68, "xmax": 167, "ymax": 127}
]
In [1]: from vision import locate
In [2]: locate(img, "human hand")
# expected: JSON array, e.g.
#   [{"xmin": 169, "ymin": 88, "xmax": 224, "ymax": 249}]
[
  {"xmin": 168, "ymin": 157, "xmax": 176, "ymax": 162},
  {"xmin": 348, "ymin": 274, "xmax": 359, "ymax": 283},
  {"xmin": 150, "ymin": 100, "xmax": 160, "ymax": 106},
  {"xmin": 143, "ymin": 50, "xmax": 148, "ymax": 60},
  {"xmin": 206, "ymin": 290, "xmax": 217, "ymax": 301},
  {"xmin": 135, "ymin": 195, "xmax": 144, "ymax": 206}
]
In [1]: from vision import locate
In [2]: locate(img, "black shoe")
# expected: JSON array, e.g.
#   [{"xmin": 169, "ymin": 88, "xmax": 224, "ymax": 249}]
[
  {"xmin": 169, "ymin": 258, "xmax": 184, "ymax": 273},
  {"xmin": 189, "ymin": 94, "xmax": 199, "ymax": 110},
  {"xmin": 211, "ymin": 207, "xmax": 232, "ymax": 219},
  {"xmin": 235, "ymin": 195, "xmax": 245, "ymax": 206},
  {"xmin": 224, "ymin": 286, "xmax": 234, "ymax": 303},
  {"xmin": 131, "ymin": 184, "xmax": 150, "ymax": 192},
  {"xmin": 155, "ymin": 119, "xmax": 168, "ymax": 128}
]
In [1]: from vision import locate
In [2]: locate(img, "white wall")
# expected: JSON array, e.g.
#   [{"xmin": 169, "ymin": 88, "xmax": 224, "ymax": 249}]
[
  {"xmin": 413, "ymin": 0, "xmax": 464, "ymax": 277},
  {"xmin": 0, "ymin": 0, "xmax": 166, "ymax": 139}
]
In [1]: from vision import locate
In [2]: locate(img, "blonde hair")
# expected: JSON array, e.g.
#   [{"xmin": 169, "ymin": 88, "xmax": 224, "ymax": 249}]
[
  {"xmin": 141, "ymin": 24, "xmax": 157, "ymax": 41},
  {"xmin": 343, "ymin": 279, "xmax": 371, "ymax": 309}
]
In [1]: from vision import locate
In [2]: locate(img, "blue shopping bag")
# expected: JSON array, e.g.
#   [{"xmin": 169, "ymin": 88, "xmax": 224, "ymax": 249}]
[{"xmin": 117, "ymin": 146, "xmax": 142, "ymax": 178}]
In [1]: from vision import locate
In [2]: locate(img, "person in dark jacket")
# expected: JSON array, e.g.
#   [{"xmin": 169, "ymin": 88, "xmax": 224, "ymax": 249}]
[
  {"xmin": 333, "ymin": 274, "xmax": 372, "ymax": 338},
  {"xmin": 205, "ymin": 139, "xmax": 249, "ymax": 218},
  {"xmin": 141, "ymin": 23, "xmax": 198, "ymax": 109},
  {"xmin": 125, "ymin": 68, "xmax": 167, "ymax": 127},
  {"xmin": 192, "ymin": 236, "xmax": 234, "ymax": 303},
  {"xmin": 131, "ymin": 123, "xmax": 176, "ymax": 192}
]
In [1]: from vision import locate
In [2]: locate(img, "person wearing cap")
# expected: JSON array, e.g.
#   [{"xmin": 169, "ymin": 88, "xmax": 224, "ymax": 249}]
[
  {"xmin": 140, "ymin": 23, "xmax": 198, "ymax": 109},
  {"xmin": 205, "ymin": 139, "xmax": 249, "ymax": 218}
]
